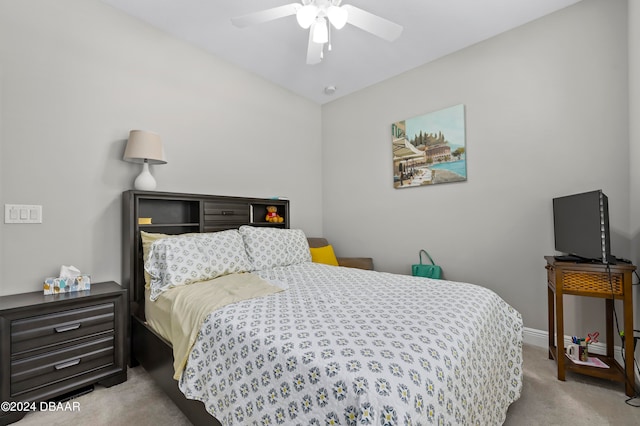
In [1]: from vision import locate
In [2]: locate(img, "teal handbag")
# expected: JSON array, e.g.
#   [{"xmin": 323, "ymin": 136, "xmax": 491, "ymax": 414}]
[{"xmin": 411, "ymin": 249, "xmax": 442, "ymax": 279}]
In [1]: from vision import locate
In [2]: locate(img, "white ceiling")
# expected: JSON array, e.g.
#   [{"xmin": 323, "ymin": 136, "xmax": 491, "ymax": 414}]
[{"xmin": 99, "ymin": 0, "xmax": 582, "ymax": 104}]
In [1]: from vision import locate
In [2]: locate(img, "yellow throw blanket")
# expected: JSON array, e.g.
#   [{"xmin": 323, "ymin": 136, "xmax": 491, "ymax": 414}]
[{"xmin": 164, "ymin": 273, "xmax": 284, "ymax": 379}]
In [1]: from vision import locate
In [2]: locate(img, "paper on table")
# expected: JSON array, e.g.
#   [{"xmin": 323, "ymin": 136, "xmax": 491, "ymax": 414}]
[
  {"xmin": 59, "ymin": 265, "xmax": 81, "ymax": 278},
  {"xmin": 566, "ymin": 354, "xmax": 609, "ymax": 368}
]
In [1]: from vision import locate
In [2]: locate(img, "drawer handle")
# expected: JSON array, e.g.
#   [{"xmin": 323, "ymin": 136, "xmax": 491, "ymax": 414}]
[
  {"xmin": 54, "ymin": 323, "xmax": 81, "ymax": 333},
  {"xmin": 54, "ymin": 359, "xmax": 81, "ymax": 370},
  {"xmin": 221, "ymin": 210, "xmax": 235, "ymax": 216}
]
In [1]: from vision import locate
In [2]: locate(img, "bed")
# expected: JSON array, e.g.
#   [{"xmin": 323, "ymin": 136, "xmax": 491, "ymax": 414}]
[{"xmin": 122, "ymin": 191, "xmax": 523, "ymax": 426}]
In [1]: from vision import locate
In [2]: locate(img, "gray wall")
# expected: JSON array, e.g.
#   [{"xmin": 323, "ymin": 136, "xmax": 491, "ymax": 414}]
[
  {"xmin": 0, "ymin": 0, "xmax": 323, "ymax": 295},
  {"xmin": 321, "ymin": 0, "xmax": 631, "ymax": 333},
  {"xmin": 0, "ymin": 0, "xmax": 635, "ymax": 337}
]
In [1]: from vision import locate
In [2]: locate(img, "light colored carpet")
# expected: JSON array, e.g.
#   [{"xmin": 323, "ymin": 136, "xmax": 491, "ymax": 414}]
[
  {"xmin": 504, "ymin": 344, "xmax": 640, "ymax": 425},
  {"xmin": 15, "ymin": 366, "xmax": 191, "ymax": 426},
  {"xmin": 14, "ymin": 344, "xmax": 640, "ymax": 425}
]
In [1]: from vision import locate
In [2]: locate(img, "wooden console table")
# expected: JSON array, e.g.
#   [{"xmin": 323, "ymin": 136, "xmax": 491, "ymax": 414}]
[{"xmin": 545, "ymin": 256, "xmax": 635, "ymax": 396}]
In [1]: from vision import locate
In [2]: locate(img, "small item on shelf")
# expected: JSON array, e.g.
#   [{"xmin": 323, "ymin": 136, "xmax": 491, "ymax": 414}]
[
  {"xmin": 138, "ymin": 217, "xmax": 152, "ymax": 225},
  {"xmin": 43, "ymin": 265, "xmax": 91, "ymax": 294},
  {"xmin": 579, "ymin": 339, "xmax": 588, "ymax": 361},
  {"xmin": 566, "ymin": 342, "xmax": 587, "ymax": 361},
  {"xmin": 265, "ymin": 206, "xmax": 284, "ymax": 223},
  {"xmin": 568, "ymin": 332, "xmax": 600, "ymax": 362},
  {"xmin": 565, "ymin": 354, "xmax": 609, "ymax": 368},
  {"xmin": 43, "ymin": 275, "xmax": 91, "ymax": 294}
]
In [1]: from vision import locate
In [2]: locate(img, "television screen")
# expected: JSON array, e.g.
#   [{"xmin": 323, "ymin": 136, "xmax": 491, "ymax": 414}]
[{"xmin": 552, "ymin": 190, "xmax": 613, "ymax": 263}]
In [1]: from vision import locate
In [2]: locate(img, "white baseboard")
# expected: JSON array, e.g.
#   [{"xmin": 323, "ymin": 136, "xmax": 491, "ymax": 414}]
[
  {"xmin": 523, "ymin": 327, "xmax": 548, "ymax": 348},
  {"xmin": 523, "ymin": 326, "xmax": 625, "ymax": 358},
  {"xmin": 523, "ymin": 327, "xmax": 640, "ymax": 389}
]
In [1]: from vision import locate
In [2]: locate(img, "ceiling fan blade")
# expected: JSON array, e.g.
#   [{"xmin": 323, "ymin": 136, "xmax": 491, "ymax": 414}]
[
  {"xmin": 231, "ymin": 3, "xmax": 301, "ymax": 28},
  {"xmin": 342, "ymin": 4, "xmax": 403, "ymax": 41},
  {"xmin": 306, "ymin": 26, "xmax": 323, "ymax": 65}
]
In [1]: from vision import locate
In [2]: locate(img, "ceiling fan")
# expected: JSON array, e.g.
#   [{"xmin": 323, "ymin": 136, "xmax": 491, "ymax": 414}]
[{"xmin": 231, "ymin": 0, "xmax": 403, "ymax": 65}]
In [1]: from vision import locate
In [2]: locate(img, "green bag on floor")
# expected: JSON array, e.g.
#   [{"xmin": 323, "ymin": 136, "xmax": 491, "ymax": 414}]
[{"xmin": 411, "ymin": 249, "xmax": 442, "ymax": 279}]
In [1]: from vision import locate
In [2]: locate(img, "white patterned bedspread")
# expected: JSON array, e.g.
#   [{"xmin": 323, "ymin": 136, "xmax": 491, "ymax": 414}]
[{"xmin": 178, "ymin": 263, "xmax": 523, "ymax": 425}]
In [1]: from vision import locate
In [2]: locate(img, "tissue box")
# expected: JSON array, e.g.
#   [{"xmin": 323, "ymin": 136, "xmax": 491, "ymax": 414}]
[{"xmin": 43, "ymin": 275, "xmax": 91, "ymax": 295}]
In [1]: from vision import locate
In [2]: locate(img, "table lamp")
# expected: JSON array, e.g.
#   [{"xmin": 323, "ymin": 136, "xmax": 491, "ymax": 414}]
[{"xmin": 123, "ymin": 130, "xmax": 166, "ymax": 190}]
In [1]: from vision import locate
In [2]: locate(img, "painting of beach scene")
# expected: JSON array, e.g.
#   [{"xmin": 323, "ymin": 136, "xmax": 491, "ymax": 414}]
[{"xmin": 392, "ymin": 104, "xmax": 466, "ymax": 188}]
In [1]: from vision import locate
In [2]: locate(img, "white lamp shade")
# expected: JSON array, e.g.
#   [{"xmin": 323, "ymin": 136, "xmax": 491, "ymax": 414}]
[
  {"xmin": 123, "ymin": 130, "xmax": 166, "ymax": 191},
  {"xmin": 327, "ymin": 6, "xmax": 348, "ymax": 29},
  {"xmin": 123, "ymin": 130, "xmax": 166, "ymax": 164},
  {"xmin": 296, "ymin": 5, "xmax": 318, "ymax": 29}
]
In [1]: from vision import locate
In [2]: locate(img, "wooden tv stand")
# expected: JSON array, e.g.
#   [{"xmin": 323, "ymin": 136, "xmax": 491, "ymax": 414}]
[{"xmin": 545, "ymin": 256, "xmax": 636, "ymax": 396}]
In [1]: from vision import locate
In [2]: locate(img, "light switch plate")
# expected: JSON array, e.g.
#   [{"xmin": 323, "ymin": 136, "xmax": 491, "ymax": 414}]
[{"xmin": 5, "ymin": 204, "xmax": 42, "ymax": 224}]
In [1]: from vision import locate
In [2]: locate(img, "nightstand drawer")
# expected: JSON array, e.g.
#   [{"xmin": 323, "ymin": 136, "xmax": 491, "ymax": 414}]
[
  {"xmin": 11, "ymin": 303, "xmax": 114, "ymax": 355},
  {"xmin": 10, "ymin": 334, "xmax": 115, "ymax": 396}
]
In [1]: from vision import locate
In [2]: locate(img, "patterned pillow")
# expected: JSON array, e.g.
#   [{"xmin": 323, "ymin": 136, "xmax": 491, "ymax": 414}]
[
  {"xmin": 145, "ymin": 235, "xmax": 212, "ymax": 301},
  {"xmin": 239, "ymin": 226, "xmax": 311, "ymax": 270},
  {"xmin": 140, "ymin": 231, "xmax": 199, "ymax": 289},
  {"xmin": 145, "ymin": 230, "xmax": 253, "ymax": 301},
  {"xmin": 192, "ymin": 230, "xmax": 252, "ymax": 276}
]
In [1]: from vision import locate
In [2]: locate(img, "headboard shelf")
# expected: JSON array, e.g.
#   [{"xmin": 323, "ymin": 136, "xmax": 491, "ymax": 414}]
[
  {"xmin": 138, "ymin": 198, "xmax": 199, "ymax": 225},
  {"xmin": 122, "ymin": 190, "xmax": 290, "ymax": 316},
  {"xmin": 139, "ymin": 223, "xmax": 200, "ymax": 228}
]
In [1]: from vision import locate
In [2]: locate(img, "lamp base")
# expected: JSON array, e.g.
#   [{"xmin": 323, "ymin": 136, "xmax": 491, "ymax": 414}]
[{"xmin": 133, "ymin": 162, "xmax": 157, "ymax": 191}]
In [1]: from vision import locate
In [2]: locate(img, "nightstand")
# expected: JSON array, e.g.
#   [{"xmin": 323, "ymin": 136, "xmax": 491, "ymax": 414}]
[
  {"xmin": 545, "ymin": 256, "xmax": 635, "ymax": 397},
  {"xmin": 0, "ymin": 281, "xmax": 127, "ymax": 425}
]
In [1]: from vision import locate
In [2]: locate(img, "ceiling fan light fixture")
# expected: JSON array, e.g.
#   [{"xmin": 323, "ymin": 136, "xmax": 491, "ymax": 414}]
[
  {"xmin": 296, "ymin": 5, "xmax": 318, "ymax": 29},
  {"xmin": 312, "ymin": 17, "xmax": 328, "ymax": 44},
  {"xmin": 327, "ymin": 6, "xmax": 348, "ymax": 29},
  {"xmin": 231, "ymin": 1, "xmax": 404, "ymax": 65}
]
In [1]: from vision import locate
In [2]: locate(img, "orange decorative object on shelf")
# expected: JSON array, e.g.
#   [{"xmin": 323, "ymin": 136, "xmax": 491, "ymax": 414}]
[{"xmin": 265, "ymin": 206, "xmax": 283, "ymax": 223}]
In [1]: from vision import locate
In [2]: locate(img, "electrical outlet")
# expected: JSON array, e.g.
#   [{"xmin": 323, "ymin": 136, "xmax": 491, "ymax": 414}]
[{"xmin": 4, "ymin": 204, "xmax": 42, "ymax": 224}]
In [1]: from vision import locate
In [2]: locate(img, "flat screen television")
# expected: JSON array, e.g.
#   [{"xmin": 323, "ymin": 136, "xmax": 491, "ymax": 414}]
[{"xmin": 552, "ymin": 189, "xmax": 614, "ymax": 264}]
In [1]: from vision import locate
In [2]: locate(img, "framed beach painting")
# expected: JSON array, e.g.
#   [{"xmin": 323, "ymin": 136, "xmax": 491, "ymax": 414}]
[{"xmin": 391, "ymin": 104, "xmax": 466, "ymax": 188}]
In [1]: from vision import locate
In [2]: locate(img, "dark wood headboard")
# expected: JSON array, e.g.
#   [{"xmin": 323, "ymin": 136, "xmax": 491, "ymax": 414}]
[{"xmin": 122, "ymin": 190, "xmax": 289, "ymax": 319}]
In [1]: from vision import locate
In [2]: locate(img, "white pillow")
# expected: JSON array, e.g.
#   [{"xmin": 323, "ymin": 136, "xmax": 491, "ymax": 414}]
[
  {"xmin": 145, "ymin": 230, "xmax": 252, "ymax": 301},
  {"xmin": 145, "ymin": 235, "xmax": 212, "ymax": 301},
  {"xmin": 239, "ymin": 226, "xmax": 311, "ymax": 270},
  {"xmin": 192, "ymin": 230, "xmax": 252, "ymax": 275}
]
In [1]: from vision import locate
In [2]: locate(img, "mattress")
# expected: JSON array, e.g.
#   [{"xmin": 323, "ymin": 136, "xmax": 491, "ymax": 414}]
[
  {"xmin": 145, "ymin": 287, "xmax": 173, "ymax": 344},
  {"xmin": 172, "ymin": 262, "xmax": 523, "ymax": 425}
]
